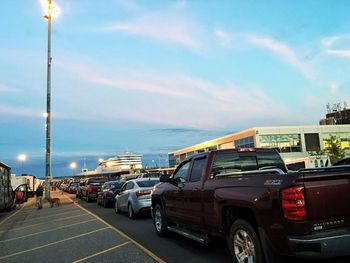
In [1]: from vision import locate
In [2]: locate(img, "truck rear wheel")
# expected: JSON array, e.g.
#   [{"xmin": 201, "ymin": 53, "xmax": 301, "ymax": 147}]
[
  {"xmin": 153, "ymin": 204, "xmax": 168, "ymax": 237},
  {"xmin": 228, "ymin": 219, "xmax": 263, "ymax": 263}
]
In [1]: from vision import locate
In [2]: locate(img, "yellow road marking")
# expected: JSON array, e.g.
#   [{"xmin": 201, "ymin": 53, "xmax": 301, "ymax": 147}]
[
  {"xmin": 0, "ymin": 218, "xmax": 97, "ymax": 243},
  {"xmin": 72, "ymin": 200, "xmax": 166, "ymax": 263},
  {"xmin": 72, "ymin": 241, "xmax": 131, "ymax": 263},
  {"xmin": 0, "ymin": 214, "xmax": 91, "ymax": 233},
  {"xmin": 0, "ymin": 227, "xmax": 110, "ymax": 261}
]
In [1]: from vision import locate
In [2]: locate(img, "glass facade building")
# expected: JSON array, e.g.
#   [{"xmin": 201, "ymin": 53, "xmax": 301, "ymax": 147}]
[{"xmin": 168, "ymin": 125, "xmax": 350, "ymax": 168}]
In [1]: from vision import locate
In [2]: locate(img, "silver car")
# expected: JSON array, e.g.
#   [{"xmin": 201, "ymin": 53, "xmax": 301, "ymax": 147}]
[{"xmin": 114, "ymin": 178, "xmax": 159, "ymax": 218}]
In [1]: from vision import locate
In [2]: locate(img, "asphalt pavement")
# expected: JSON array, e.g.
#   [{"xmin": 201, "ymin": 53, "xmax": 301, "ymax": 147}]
[{"xmin": 0, "ymin": 191, "xmax": 164, "ymax": 263}]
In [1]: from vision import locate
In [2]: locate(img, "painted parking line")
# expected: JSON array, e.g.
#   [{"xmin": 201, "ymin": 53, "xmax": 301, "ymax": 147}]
[
  {"xmin": 72, "ymin": 201, "xmax": 166, "ymax": 263},
  {"xmin": 0, "ymin": 201, "xmax": 28, "ymax": 226},
  {"xmin": 72, "ymin": 241, "xmax": 131, "ymax": 263},
  {"xmin": 0, "ymin": 213, "xmax": 91, "ymax": 233},
  {"xmin": 0, "ymin": 218, "xmax": 97, "ymax": 243},
  {"xmin": 0, "ymin": 227, "xmax": 110, "ymax": 261},
  {"xmin": 0, "ymin": 210, "xmax": 87, "ymax": 226}
]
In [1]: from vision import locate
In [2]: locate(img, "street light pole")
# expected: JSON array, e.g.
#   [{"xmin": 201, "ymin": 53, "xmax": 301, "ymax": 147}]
[{"xmin": 44, "ymin": 0, "xmax": 52, "ymax": 200}]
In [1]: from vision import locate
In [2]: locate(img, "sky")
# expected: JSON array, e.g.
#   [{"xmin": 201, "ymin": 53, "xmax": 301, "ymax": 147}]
[{"xmin": 1, "ymin": 0, "xmax": 350, "ymax": 177}]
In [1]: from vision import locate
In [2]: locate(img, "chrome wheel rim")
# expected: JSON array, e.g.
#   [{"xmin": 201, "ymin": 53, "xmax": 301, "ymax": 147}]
[
  {"xmin": 233, "ymin": 229, "xmax": 256, "ymax": 263},
  {"xmin": 154, "ymin": 208, "xmax": 162, "ymax": 232}
]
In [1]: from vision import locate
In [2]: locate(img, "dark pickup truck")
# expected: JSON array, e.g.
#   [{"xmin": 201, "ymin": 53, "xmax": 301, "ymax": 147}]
[
  {"xmin": 151, "ymin": 148, "xmax": 350, "ymax": 263},
  {"xmin": 80, "ymin": 178, "xmax": 106, "ymax": 202}
]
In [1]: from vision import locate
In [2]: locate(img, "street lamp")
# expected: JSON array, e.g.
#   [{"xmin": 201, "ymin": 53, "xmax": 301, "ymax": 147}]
[
  {"xmin": 42, "ymin": 0, "xmax": 60, "ymax": 200},
  {"xmin": 17, "ymin": 154, "xmax": 27, "ymax": 174},
  {"xmin": 69, "ymin": 162, "xmax": 77, "ymax": 176}
]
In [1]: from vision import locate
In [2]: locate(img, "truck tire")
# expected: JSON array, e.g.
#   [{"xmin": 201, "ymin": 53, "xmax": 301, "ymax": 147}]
[
  {"xmin": 153, "ymin": 204, "xmax": 168, "ymax": 237},
  {"xmin": 228, "ymin": 219, "xmax": 264, "ymax": 263}
]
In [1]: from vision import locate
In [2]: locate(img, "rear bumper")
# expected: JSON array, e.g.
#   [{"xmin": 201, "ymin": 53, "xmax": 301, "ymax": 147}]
[
  {"xmin": 288, "ymin": 228, "xmax": 350, "ymax": 259},
  {"xmin": 133, "ymin": 198, "xmax": 152, "ymax": 214}
]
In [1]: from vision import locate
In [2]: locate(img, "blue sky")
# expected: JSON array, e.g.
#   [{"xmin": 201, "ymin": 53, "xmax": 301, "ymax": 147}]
[{"xmin": 1, "ymin": 0, "xmax": 350, "ymax": 176}]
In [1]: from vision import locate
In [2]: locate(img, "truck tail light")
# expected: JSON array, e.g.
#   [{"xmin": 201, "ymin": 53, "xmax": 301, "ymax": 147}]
[
  {"xmin": 281, "ymin": 186, "xmax": 306, "ymax": 221},
  {"xmin": 108, "ymin": 190, "xmax": 114, "ymax": 196},
  {"xmin": 237, "ymin": 148, "xmax": 256, "ymax": 152},
  {"xmin": 136, "ymin": 190, "xmax": 151, "ymax": 197}
]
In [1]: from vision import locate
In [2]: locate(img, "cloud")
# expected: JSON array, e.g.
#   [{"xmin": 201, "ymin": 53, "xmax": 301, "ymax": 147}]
[
  {"xmin": 56, "ymin": 58, "xmax": 291, "ymax": 128},
  {"xmin": 322, "ymin": 34, "xmax": 350, "ymax": 48},
  {"xmin": 99, "ymin": 13, "xmax": 202, "ymax": 51},
  {"xmin": 329, "ymin": 82, "xmax": 337, "ymax": 93},
  {"xmin": 325, "ymin": 49, "xmax": 350, "ymax": 58},
  {"xmin": 247, "ymin": 36, "xmax": 312, "ymax": 78},
  {"xmin": 212, "ymin": 30, "xmax": 313, "ymax": 78},
  {"xmin": 214, "ymin": 28, "xmax": 231, "ymax": 47},
  {"xmin": 0, "ymin": 84, "xmax": 17, "ymax": 93},
  {"xmin": 322, "ymin": 34, "xmax": 350, "ymax": 59},
  {"xmin": 0, "ymin": 105, "xmax": 42, "ymax": 118}
]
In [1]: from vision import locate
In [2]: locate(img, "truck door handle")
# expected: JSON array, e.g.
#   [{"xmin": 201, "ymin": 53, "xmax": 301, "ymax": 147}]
[{"xmin": 193, "ymin": 187, "xmax": 199, "ymax": 192}]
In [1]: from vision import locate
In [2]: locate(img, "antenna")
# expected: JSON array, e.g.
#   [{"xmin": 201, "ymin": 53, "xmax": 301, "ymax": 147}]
[
  {"xmin": 82, "ymin": 157, "xmax": 88, "ymax": 172},
  {"xmin": 326, "ymin": 103, "xmax": 331, "ymax": 114}
]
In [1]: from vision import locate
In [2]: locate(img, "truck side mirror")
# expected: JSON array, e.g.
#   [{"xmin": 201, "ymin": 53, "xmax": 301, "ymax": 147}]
[{"xmin": 159, "ymin": 174, "xmax": 169, "ymax": 182}]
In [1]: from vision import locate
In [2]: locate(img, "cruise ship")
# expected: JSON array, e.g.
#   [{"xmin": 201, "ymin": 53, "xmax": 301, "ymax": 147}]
[{"xmin": 94, "ymin": 152, "xmax": 143, "ymax": 174}]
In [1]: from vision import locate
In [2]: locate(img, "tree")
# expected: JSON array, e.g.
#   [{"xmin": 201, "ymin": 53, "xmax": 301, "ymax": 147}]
[{"xmin": 323, "ymin": 135, "xmax": 346, "ymax": 164}]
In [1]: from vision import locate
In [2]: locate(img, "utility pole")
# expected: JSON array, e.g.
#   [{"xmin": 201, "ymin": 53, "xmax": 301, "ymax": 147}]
[{"xmin": 44, "ymin": 0, "xmax": 52, "ymax": 200}]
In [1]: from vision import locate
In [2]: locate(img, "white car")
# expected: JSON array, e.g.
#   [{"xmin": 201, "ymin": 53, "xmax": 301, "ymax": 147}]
[{"xmin": 114, "ymin": 178, "xmax": 159, "ymax": 218}]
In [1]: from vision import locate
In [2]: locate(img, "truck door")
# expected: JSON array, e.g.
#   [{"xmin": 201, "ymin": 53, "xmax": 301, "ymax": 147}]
[
  {"xmin": 163, "ymin": 160, "xmax": 191, "ymax": 223},
  {"xmin": 181, "ymin": 156, "xmax": 207, "ymax": 228}
]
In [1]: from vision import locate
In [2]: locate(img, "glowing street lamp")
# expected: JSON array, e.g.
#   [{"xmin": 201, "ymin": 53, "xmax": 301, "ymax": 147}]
[
  {"xmin": 69, "ymin": 162, "xmax": 77, "ymax": 176},
  {"xmin": 17, "ymin": 154, "xmax": 27, "ymax": 174},
  {"xmin": 41, "ymin": 0, "xmax": 60, "ymax": 199}
]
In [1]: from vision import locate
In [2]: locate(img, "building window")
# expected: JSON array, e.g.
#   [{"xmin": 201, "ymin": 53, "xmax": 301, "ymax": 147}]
[
  {"xmin": 168, "ymin": 154, "xmax": 176, "ymax": 168},
  {"xmin": 322, "ymin": 133, "xmax": 350, "ymax": 151},
  {"xmin": 206, "ymin": 146, "xmax": 217, "ymax": 151},
  {"xmin": 259, "ymin": 134, "xmax": 301, "ymax": 152},
  {"xmin": 234, "ymin": 136, "xmax": 254, "ymax": 148},
  {"xmin": 180, "ymin": 154, "xmax": 186, "ymax": 162},
  {"xmin": 305, "ymin": 133, "xmax": 320, "ymax": 152},
  {"xmin": 186, "ymin": 151, "xmax": 195, "ymax": 157}
]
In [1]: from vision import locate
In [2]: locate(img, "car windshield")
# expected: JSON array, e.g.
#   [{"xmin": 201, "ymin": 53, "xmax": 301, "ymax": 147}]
[
  {"xmin": 136, "ymin": 180, "xmax": 159, "ymax": 188},
  {"xmin": 88, "ymin": 180, "xmax": 104, "ymax": 185},
  {"xmin": 110, "ymin": 182, "xmax": 124, "ymax": 188}
]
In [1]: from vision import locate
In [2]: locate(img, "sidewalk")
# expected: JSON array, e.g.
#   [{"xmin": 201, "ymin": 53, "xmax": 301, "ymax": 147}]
[{"xmin": 0, "ymin": 191, "xmax": 163, "ymax": 263}]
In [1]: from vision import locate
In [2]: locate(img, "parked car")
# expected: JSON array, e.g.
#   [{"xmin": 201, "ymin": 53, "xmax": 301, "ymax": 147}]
[
  {"xmin": 332, "ymin": 156, "xmax": 350, "ymax": 166},
  {"xmin": 80, "ymin": 178, "xmax": 107, "ymax": 202},
  {"xmin": 97, "ymin": 180, "xmax": 125, "ymax": 208},
  {"xmin": 138, "ymin": 172, "xmax": 162, "ymax": 178},
  {"xmin": 75, "ymin": 181, "xmax": 85, "ymax": 199},
  {"xmin": 68, "ymin": 182, "xmax": 80, "ymax": 194},
  {"xmin": 114, "ymin": 178, "xmax": 159, "ymax": 218}
]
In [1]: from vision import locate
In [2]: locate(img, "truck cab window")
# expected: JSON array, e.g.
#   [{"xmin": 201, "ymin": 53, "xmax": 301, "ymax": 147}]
[
  {"xmin": 173, "ymin": 161, "xmax": 190, "ymax": 183},
  {"xmin": 211, "ymin": 153, "xmax": 240, "ymax": 178},
  {"xmin": 190, "ymin": 157, "xmax": 206, "ymax": 182}
]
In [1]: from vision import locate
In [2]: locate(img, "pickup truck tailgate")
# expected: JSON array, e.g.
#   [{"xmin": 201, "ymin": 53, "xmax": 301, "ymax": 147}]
[{"xmin": 300, "ymin": 167, "xmax": 350, "ymax": 229}]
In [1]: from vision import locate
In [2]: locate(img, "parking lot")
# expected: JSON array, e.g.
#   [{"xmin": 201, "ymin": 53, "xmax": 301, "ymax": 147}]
[{"xmin": 0, "ymin": 191, "xmax": 164, "ymax": 263}]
